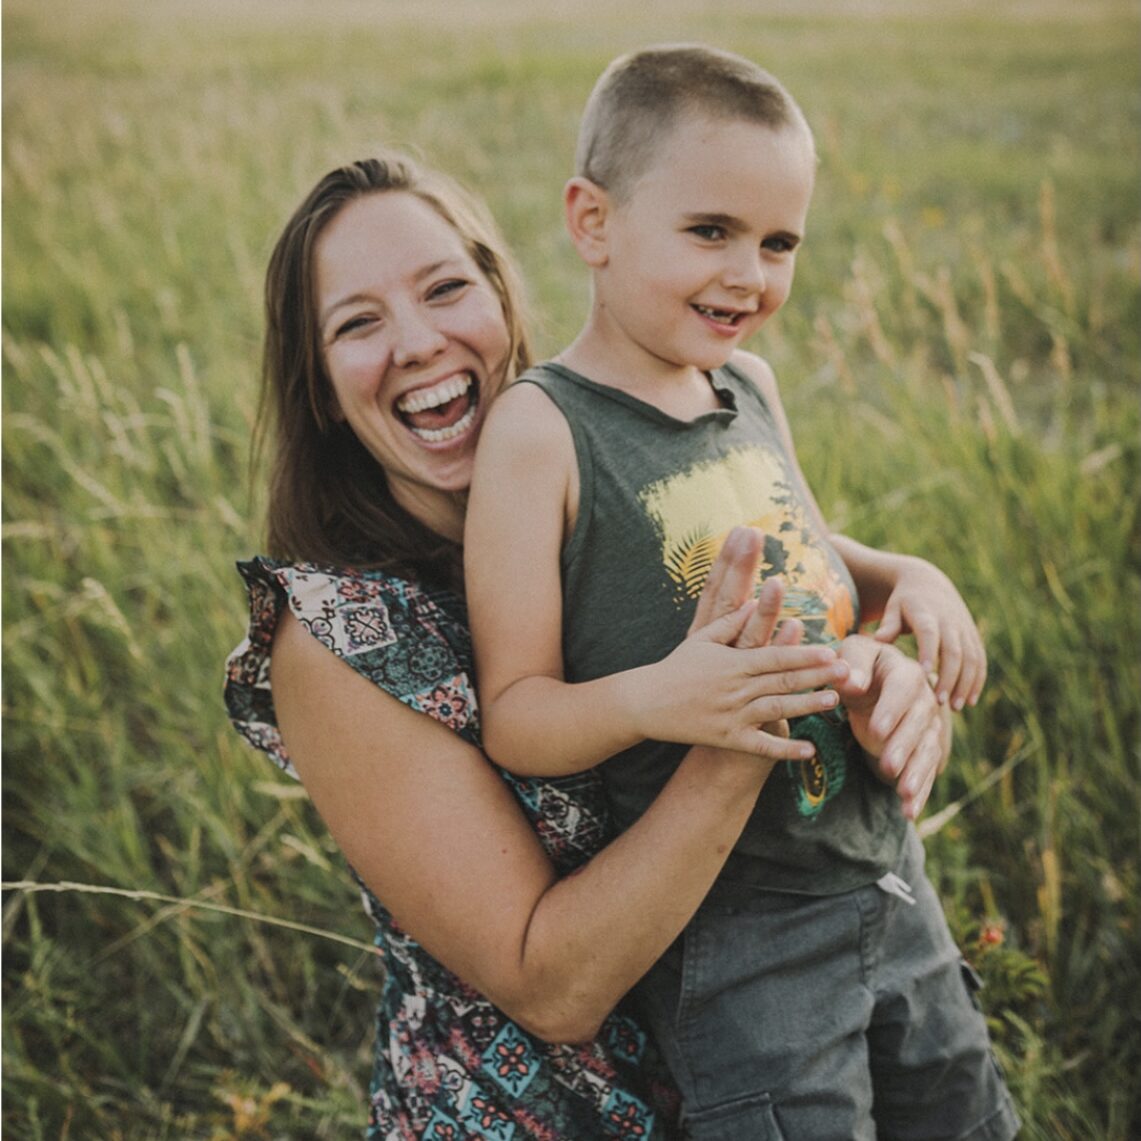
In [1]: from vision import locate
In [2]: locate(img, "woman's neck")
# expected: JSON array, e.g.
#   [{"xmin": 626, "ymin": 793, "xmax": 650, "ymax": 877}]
[{"xmin": 391, "ymin": 484, "xmax": 468, "ymax": 545}]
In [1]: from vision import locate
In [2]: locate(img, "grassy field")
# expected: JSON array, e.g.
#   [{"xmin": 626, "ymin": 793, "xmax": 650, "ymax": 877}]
[{"xmin": 3, "ymin": 0, "xmax": 1139, "ymax": 1137}]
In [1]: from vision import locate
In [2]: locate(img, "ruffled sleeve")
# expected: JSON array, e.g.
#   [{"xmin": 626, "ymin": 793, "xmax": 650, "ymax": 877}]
[{"xmin": 223, "ymin": 557, "xmax": 479, "ymax": 779}]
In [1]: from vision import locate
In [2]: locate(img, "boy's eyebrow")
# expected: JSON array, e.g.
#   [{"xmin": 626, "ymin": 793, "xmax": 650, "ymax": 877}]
[{"xmin": 683, "ymin": 211, "xmax": 744, "ymax": 231}]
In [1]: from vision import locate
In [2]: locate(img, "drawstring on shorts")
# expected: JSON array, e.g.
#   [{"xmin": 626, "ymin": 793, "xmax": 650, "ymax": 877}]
[{"xmin": 876, "ymin": 871, "xmax": 917, "ymax": 905}]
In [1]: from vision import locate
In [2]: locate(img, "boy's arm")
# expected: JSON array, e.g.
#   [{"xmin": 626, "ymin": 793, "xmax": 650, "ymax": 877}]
[
  {"xmin": 730, "ymin": 350, "xmax": 986, "ymax": 711},
  {"xmin": 464, "ymin": 382, "xmax": 846, "ymax": 776}
]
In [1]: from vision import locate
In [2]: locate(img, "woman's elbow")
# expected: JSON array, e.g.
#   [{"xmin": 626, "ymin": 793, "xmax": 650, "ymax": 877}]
[
  {"xmin": 507, "ymin": 999, "xmax": 605, "ymax": 1046},
  {"xmin": 490, "ymin": 976, "xmax": 607, "ymax": 1045}
]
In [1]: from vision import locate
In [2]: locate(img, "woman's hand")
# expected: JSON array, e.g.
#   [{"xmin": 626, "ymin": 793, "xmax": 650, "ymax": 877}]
[
  {"xmin": 835, "ymin": 635, "xmax": 952, "ymax": 820},
  {"xmin": 872, "ymin": 557, "xmax": 986, "ymax": 712}
]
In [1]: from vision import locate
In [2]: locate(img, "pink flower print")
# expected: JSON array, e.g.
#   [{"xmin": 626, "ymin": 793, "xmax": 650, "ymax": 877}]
[
  {"xmin": 421, "ymin": 685, "xmax": 469, "ymax": 730},
  {"xmin": 607, "ymin": 1095, "xmax": 651, "ymax": 1138},
  {"xmin": 494, "ymin": 1039, "xmax": 531, "ymax": 1082},
  {"xmin": 468, "ymin": 1094, "xmax": 510, "ymax": 1132}
]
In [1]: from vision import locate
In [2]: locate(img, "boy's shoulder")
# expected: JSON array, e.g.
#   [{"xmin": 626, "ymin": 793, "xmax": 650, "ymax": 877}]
[
  {"xmin": 727, "ymin": 348, "xmax": 780, "ymax": 399},
  {"xmin": 476, "ymin": 370, "xmax": 576, "ymax": 465}
]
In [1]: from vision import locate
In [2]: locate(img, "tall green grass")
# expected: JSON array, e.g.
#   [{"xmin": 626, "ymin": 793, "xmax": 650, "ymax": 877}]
[{"xmin": 4, "ymin": 1, "xmax": 1138, "ymax": 1136}]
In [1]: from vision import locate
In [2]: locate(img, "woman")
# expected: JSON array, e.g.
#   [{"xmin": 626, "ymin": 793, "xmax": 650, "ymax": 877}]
[{"xmin": 224, "ymin": 153, "xmax": 954, "ymax": 1139}]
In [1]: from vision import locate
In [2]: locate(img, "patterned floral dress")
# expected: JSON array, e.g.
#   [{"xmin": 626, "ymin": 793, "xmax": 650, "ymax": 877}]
[{"xmin": 224, "ymin": 558, "xmax": 681, "ymax": 1140}]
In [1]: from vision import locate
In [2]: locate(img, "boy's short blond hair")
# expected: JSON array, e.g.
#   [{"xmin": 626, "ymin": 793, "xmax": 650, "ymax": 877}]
[{"xmin": 575, "ymin": 43, "xmax": 813, "ymax": 202}]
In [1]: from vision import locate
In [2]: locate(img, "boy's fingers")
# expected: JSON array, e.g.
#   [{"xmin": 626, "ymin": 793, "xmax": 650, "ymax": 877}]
[
  {"xmin": 741, "ymin": 644, "xmax": 839, "ymax": 679},
  {"xmin": 689, "ymin": 527, "xmax": 764, "ymax": 633},
  {"xmin": 772, "ymin": 616, "xmax": 804, "ymax": 647},
  {"xmin": 692, "ymin": 600, "xmax": 756, "ymax": 646},
  {"xmin": 735, "ymin": 577, "xmax": 785, "ymax": 649},
  {"xmin": 747, "ymin": 728, "xmax": 816, "ymax": 762}
]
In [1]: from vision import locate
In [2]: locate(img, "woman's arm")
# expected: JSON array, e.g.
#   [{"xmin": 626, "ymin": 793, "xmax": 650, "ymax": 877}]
[
  {"xmin": 464, "ymin": 382, "xmax": 846, "ymax": 776},
  {"xmin": 731, "ymin": 350, "xmax": 987, "ymax": 711},
  {"xmin": 272, "ymin": 608, "xmax": 774, "ymax": 1045}
]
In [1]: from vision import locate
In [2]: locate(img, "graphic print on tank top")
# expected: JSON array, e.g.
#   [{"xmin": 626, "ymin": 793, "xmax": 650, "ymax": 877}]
[{"xmin": 636, "ymin": 442, "xmax": 856, "ymax": 816}]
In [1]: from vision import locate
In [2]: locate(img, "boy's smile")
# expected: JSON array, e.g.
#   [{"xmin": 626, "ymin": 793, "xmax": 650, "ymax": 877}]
[{"xmin": 581, "ymin": 113, "xmax": 815, "ymax": 389}]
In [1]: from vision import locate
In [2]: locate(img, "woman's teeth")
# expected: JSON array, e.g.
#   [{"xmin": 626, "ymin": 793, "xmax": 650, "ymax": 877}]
[
  {"xmin": 397, "ymin": 374, "xmax": 472, "ymax": 414},
  {"xmin": 396, "ymin": 374, "xmax": 478, "ymax": 442},
  {"xmin": 413, "ymin": 403, "xmax": 478, "ymax": 443}
]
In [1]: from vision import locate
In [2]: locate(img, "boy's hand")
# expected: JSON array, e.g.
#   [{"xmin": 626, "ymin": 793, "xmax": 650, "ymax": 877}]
[
  {"xmin": 835, "ymin": 636, "xmax": 951, "ymax": 820},
  {"xmin": 872, "ymin": 558, "xmax": 986, "ymax": 712},
  {"xmin": 666, "ymin": 527, "xmax": 844, "ymax": 762}
]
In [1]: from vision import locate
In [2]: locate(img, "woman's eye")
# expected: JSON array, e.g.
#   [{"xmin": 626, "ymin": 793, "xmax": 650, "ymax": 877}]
[
  {"xmin": 334, "ymin": 315, "xmax": 375, "ymax": 338},
  {"xmin": 428, "ymin": 279, "xmax": 469, "ymax": 301}
]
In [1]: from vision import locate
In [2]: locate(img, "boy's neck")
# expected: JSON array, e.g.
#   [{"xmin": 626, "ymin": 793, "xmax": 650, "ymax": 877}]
[{"xmin": 556, "ymin": 330, "xmax": 725, "ymax": 420}]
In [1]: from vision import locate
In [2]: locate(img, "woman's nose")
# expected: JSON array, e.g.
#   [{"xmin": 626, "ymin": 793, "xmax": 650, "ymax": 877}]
[{"xmin": 391, "ymin": 310, "xmax": 448, "ymax": 368}]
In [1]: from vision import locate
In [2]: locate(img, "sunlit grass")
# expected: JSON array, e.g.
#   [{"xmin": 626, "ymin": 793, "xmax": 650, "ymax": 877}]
[{"xmin": 3, "ymin": 0, "xmax": 1139, "ymax": 1137}]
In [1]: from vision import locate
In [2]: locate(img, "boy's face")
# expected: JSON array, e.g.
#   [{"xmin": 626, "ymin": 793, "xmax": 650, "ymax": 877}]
[{"xmin": 594, "ymin": 114, "xmax": 815, "ymax": 378}]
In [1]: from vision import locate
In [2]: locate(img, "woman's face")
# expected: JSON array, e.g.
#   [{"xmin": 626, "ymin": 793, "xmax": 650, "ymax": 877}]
[{"xmin": 315, "ymin": 191, "xmax": 512, "ymax": 540}]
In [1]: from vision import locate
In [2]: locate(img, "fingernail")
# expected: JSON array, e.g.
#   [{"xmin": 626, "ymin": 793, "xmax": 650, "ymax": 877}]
[{"xmin": 952, "ymin": 696, "xmax": 965, "ymax": 711}]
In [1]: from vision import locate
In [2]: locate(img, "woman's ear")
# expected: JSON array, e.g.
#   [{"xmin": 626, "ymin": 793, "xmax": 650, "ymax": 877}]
[{"xmin": 563, "ymin": 177, "xmax": 611, "ymax": 268}]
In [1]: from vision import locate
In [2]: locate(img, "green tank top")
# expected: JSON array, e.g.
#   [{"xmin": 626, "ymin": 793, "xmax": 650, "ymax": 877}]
[{"xmin": 520, "ymin": 360, "xmax": 906, "ymax": 895}]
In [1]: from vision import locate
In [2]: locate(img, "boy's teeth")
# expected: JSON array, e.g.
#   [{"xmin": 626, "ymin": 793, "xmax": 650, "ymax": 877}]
[
  {"xmin": 695, "ymin": 305, "xmax": 737, "ymax": 324},
  {"xmin": 397, "ymin": 374, "xmax": 472, "ymax": 414}
]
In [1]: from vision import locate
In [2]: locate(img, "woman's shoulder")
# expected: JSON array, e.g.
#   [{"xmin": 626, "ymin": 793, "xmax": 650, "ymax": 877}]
[{"xmin": 224, "ymin": 557, "xmax": 474, "ymax": 772}]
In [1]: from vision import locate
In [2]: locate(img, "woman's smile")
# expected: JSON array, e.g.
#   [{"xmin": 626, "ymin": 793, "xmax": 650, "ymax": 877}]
[{"xmin": 395, "ymin": 372, "xmax": 479, "ymax": 443}]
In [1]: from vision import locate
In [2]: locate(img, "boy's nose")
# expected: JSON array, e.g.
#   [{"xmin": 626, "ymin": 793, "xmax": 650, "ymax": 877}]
[
  {"xmin": 391, "ymin": 311, "xmax": 448, "ymax": 368},
  {"xmin": 724, "ymin": 248, "xmax": 767, "ymax": 293}
]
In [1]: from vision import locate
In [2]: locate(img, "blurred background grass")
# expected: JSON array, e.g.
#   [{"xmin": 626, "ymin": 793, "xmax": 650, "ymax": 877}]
[{"xmin": 3, "ymin": 1, "xmax": 1138, "ymax": 1137}]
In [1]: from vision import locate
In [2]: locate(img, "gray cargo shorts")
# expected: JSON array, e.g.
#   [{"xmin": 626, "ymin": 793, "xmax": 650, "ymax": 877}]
[{"xmin": 635, "ymin": 827, "xmax": 1020, "ymax": 1140}]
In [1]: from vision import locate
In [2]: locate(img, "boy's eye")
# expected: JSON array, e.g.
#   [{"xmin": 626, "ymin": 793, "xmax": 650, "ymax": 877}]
[
  {"xmin": 690, "ymin": 224, "xmax": 726, "ymax": 242},
  {"xmin": 763, "ymin": 235, "xmax": 799, "ymax": 254}
]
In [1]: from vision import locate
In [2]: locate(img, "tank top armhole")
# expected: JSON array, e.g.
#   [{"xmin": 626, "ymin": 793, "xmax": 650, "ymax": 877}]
[
  {"xmin": 716, "ymin": 359, "xmax": 780, "ymax": 435},
  {"xmin": 514, "ymin": 369, "xmax": 595, "ymax": 578}
]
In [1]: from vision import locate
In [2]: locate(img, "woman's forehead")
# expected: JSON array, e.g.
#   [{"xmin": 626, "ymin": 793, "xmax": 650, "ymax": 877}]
[{"xmin": 316, "ymin": 192, "xmax": 473, "ymax": 299}]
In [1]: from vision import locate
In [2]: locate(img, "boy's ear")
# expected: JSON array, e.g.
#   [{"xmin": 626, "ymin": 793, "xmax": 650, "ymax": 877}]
[{"xmin": 563, "ymin": 177, "xmax": 611, "ymax": 268}]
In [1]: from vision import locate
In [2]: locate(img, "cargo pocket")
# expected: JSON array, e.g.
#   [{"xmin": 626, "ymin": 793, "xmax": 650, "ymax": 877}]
[
  {"xmin": 683, "ymin": 1092, "xmax": 786, "ymax": 1141},
  {"xmin": 959, "ymin": 957, "xmax": 986, "ymax": 1012}
]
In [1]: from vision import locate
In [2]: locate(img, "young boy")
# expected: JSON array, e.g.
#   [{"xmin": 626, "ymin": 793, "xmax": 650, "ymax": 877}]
[{"xmin": 466, "ymin": 44, "xmax": 1017, "ymax": 1139}]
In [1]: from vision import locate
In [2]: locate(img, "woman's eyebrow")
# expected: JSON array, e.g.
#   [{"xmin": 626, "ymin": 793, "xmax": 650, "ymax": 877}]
[{"xmin": 320, "ymin": 259, "xmax": 466, "ymax": 326}]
